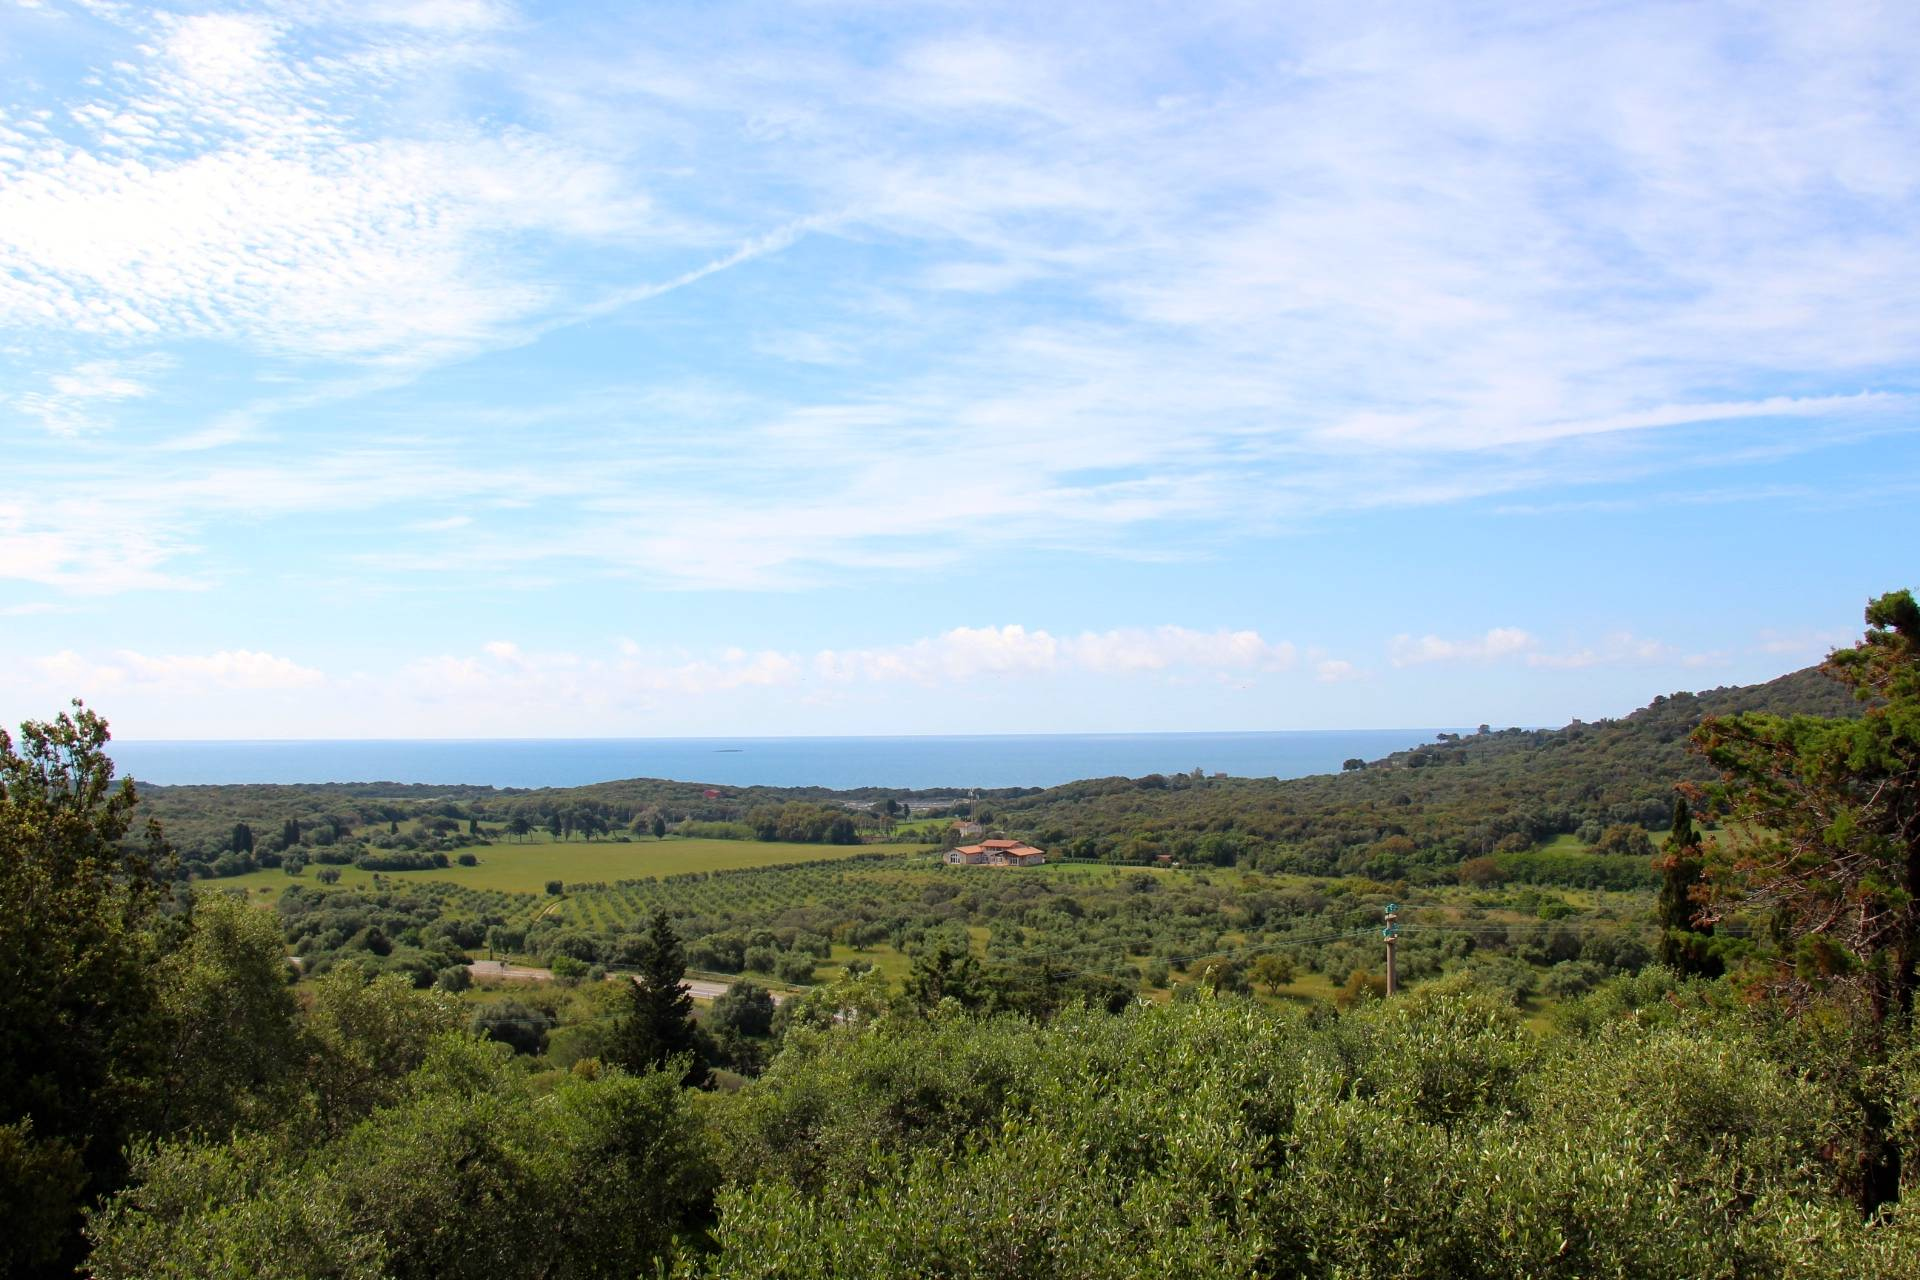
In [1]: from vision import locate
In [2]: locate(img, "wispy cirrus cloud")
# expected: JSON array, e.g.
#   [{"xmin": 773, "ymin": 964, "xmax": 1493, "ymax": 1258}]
[
  {"xmin": 35, "ymin": 647, "xmax": 324, "ymax": 692},
  {"xmin": 1, "ymin": 1, "xmax": 1915, "ymax": 742},
  {"xmin": 1391, "ymin": 628, "xmax": 1537, "ymax": 667},
  {"xmin": 0, "ymin": 4, "xmax": 662, "ymax": 368},
  {"xmin": 1391, "ymin": 628, "xmax": 1723, "ymax": 671},
  {"xmin": 13, "ymin": 356, "xmax": 172, "ymax": 435},
  {"xmin": 815, "ymin": 625, "xmax": 1297, "ymax": 685},
  {"xmin": 359, "ymin": 625, "xmax": 1308, "ymax": 719},
  {"xmin": 5, "ymin": 0, "xmax": 1919, "ymax": 602}
]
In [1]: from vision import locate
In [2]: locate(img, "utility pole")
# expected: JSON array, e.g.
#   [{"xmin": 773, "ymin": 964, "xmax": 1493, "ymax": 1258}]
[{"xmin": 1382, "ymin": 902, "xmax": 1399, "ymax": 996}]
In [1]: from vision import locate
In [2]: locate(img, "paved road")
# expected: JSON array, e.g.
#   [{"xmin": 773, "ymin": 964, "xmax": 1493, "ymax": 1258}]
[
  {"xmin": 468, "ymin": 959, "xmax": 553, "ymax": 981},
  {"xmin": 466, "ymin": 959, "xmax": 788, "ymax": 1003}
]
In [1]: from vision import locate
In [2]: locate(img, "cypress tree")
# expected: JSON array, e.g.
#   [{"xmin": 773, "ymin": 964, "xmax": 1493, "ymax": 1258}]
[
  {"xmin": 1655, "ymin": 795, "xmax": 1719, "ymax": 977},
  {"xmin": 610, "ymin": 911, "xmax": 708, "ymax": 1087}
]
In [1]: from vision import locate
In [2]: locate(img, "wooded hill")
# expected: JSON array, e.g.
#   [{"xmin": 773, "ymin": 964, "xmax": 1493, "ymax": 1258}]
[
  {"xmin": 131, "ymin": 665, "xmax": 1858, "ymax": 881},
  {"xmin": 995, "ymin": 665, "xmax": 1861, "ymax": 876}
]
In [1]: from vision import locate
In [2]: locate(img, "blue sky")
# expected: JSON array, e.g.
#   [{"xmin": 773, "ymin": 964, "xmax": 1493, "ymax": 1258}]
[{"xmin": 1, "ymin": 0, "xmax": 1915, "ymax": 739}]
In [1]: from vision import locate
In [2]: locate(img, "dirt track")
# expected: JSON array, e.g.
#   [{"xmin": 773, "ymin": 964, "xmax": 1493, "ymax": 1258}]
[{"xmin": 465, "ymin": 959, "xmax": 786, "ymax": 1002}]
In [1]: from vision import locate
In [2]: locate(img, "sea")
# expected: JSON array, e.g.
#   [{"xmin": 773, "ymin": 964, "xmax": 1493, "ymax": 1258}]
[{"xmin": 109, "ymin": 730, "xmax": 1446, "ymax": 792}]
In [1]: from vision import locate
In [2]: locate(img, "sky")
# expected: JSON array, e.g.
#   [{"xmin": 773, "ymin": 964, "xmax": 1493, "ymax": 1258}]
[{"xmin": 1, "ymin": 0, "xmax": 1916, "ymax": 740}]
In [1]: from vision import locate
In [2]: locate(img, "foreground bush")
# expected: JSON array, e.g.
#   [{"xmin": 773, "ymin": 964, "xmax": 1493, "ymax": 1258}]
[
  {"xmin": 691, "ymin": 984, "xmax": 1919, "ymax": 1279},
  {"xmin": 88, "ymin": 1036, "xmax": 712, "ymax": 1280},
  {"xmin": 86, "ymin": 979, "xmax": 1919, "ymax": 1280}
]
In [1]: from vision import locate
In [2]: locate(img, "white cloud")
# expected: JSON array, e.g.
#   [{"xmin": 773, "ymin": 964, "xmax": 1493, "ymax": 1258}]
[
  {"xmin": 32, "ymin": 647, "xmax": 324, "ymax": 692},
  {"xmin": 0, "ymin": 500, "xmax": 205, "ymax": 594},
  {"xmin": 0, "ymin": 6, "xmax": 660, "ymax": 369},
  {"xmin": 1316, "ymin": 659, "xmax": 1361, "ymax": 684},
  {"xmin": 399, "ymin": 641, "xmax": 802, "ymax": 709},
  {"xmin": 816, "ymin": 625, "xmax": 1061, "ymax": 684},
  {"xmin": 815, "ymin": 625, "xmax": 1296, "ymax": 685},
  {"xmin": 1524, "ymin": 632, "xmax": 1673, "ymax": 670},
  {"xmin": 1753, "ymin": 628, "xmax": 1854, "ymax": 659},
  {"xmin": 752, "ymin": 331, "xmax": 855, "ymax": 365},
  {"xmin": 1391, "ymin": 628, "xmax": 1536, "ymax": 667},
  {"xmin": 383, "ymin": 624, "xmax": 1307, "ymax": 718},
  {"xmin": 1391, "ymin": 627, "xmax": 1724, "ymax": 671},
  {"xmin": 5, "ymin": 1, "xmax": 1919, "ymax": 606},
  {"xmin": 1068, "ymin": 627, "xmax": 1294, "ymax": 675},
  {"xmin": 14, "ymin": 356, "xmax": 170, "ymax": 435}
]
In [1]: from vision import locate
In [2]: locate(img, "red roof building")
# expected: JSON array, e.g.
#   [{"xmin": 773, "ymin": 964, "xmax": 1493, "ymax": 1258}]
[{"xmin": 944, "ymin": 840, "xmax": 1047, "ymax": 867}]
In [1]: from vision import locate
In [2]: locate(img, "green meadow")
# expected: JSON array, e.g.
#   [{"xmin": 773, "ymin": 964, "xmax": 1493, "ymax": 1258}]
[{"xmin": 215, "ymin": 834, "xmax": 925, "ymax": 899}]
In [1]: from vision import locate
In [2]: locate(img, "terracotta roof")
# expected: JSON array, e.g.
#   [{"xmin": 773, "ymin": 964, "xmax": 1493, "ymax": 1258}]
[{"xmin": 951, "ymin": 841, "xmax": 1045, "ymax": 860}]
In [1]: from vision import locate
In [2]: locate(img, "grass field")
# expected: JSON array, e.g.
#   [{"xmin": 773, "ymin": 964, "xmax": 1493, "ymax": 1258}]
[{"xmin": 213, "ymin": 835, "xmax": 927, "ymax": 899}]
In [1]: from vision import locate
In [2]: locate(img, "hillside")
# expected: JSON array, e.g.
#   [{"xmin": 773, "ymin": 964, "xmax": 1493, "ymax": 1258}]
[{"xmin": 993, "ymin": 666, "xmax": 1862, "ymax": 876}]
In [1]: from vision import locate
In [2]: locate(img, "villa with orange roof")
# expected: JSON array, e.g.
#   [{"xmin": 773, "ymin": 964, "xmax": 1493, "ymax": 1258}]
[{"xmin": 944, "ymin": 838, "xmax": 1047, "ymax": 867}]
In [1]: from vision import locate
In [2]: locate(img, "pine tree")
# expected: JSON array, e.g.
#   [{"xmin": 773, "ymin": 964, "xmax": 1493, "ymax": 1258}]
[
  {"xmin": 1693, "ymin": 587, "xmax": 1920, "ymax": 1213},
  {"xmin": 1654, "ymin": 795, "xmax": 1718, "ymax": 977},
  {"xmin": 903, "ymin": 937, "xmax": 988, "ymax": 1012},
  {"xmin": 610, "ymin": 911, "xmax": 707, "ymax": 1087}
]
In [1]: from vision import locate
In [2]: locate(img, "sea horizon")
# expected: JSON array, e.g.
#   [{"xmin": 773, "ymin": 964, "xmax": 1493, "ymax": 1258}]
[{"xmin": 108, "ymin": 728, "xmax": 1462, "ymax": 791}]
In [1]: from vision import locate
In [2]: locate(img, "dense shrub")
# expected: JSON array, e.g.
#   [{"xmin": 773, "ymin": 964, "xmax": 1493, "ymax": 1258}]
[
  {"xmin": 88, "ymin": 1039, "xmax": 712, "ymax": 1280},
  {"xmin": 470, "ymin": 1001, "xmax": 553, "ymax": 1056},
  {"xmin": 353, "ymin": 851, "xmax": 450, "ymax": 872},
  {"xmin": 693, "ymin": 987, "xmax": 1920, "ymax": 1279}
]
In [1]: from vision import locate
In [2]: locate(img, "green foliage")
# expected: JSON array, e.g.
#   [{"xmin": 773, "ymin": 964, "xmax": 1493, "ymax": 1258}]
[
  {"xmin": 1489, "ymin": 848, "xmax": 1658, "ymax": 888},
  {"xmin": 471, "ymin": 1000, "xmax": 553, "ymax": 1055},
  {"xmin": 744, "ymin": 802, "xmax": 862, "ymax": 844},
  {"xmin": 693, "ymin": 991, "xmax": 1917, "ymax": 1279},
  {"xmin": 1696, "ymin": 589, "xmax": 1920, "ymax": 1023},
  {"xmin": 710, "ymin": 981, "xmax": 776, "ymax": 1040},
  {"xmin": 902, "ymin": 935, "xmax": 990, "ymax": 1012},
  {"xmin": 88, "ymin": 1038, "xmax": 713, "ymax": 1280},
  {"xmin": 610, "ymin": 911, "xmax": 707, "ymax": 1086},
  {"xmin": 0, "ymin": 703, "xmax": 169, "ymax": 1275},
  {"xmin": 151, "ymin": 892, "xmax": 302, "ymax": 1137},
  {"xmin": 1655, "ymin": 795, "xmax": 1719, "ymax": 977},
  {"xmin": 277, "ymin": 881, "xmax": 488, "ymax": 985},
  {"xmin": 25, "ymin": 636, "xmax": 1920, "ymax": 1277},
  {"xmin": 0, "ymin": 1118, "xmax": 88, "ymax": 1279},
  {"xmin": 1694, "ymin": 588, "xmax": 1920, "ymax": 1210},
  {"xmin": 1250, "ymin": 952, "xmax": 1295, "ymax": 991},
  {"xmin": 301, "ymin": 965, "xmax": 463, "ymax": 1129},
  {"xmin": 977, "ymin": 667, "xmax": 1856, "ymax": 877}
]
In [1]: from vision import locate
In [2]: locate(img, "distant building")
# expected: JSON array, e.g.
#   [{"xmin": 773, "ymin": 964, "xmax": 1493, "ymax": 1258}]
[
  {"xmin": 944, "ymin": 838, "xmax": 1046, "ymax": 867},
  {"xmin": 954, "ymin": 819, "xmax": 985, "ymax": 837}
]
